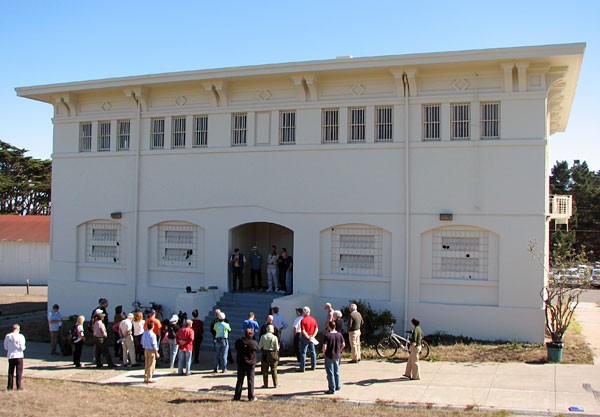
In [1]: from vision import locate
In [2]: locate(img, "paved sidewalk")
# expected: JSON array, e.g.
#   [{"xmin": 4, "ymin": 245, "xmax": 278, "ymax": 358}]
[{"xmin": 0, "ymin": 342, "xmax": 599, "ymax": 415}]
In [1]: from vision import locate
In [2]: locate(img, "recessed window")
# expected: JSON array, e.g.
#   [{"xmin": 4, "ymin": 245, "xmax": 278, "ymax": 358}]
[
  {"xmin": 117, "ymin": 120, "xmax": 130, "ymax": 151},
  {"xmin": 322, "ymin": 108, "xmax": 339, "ymax": 143},
  {"xmin": 231, "ymin": 113, "xmax": 247, "ymax": 146},
  {"xmin": 98, "ymin": 121, "xmax": 111, "ymax": 151},
  {"xmin": 193, "ymin": 115, "xmax": 208, "ymax": 147},
  {"xmin": 348, "ymin": 107, "xmax": 366, "ymax": 143},
  {"xmin": 451, "ymin": 103, "xmax": 470, "ymax": 140},
  {"xmin": 432, "ymin": 230, "xmax": 488, "ymax": 280},
  {"xmin": 86, "ymin": 222, "xmax": 120, "ymax": 264},
  {"xmin": 158, "ymin": 223, "xmax": 197, "ymax": 267},
  {"xmin": 79, "ymin": 122, "xmax": 92, "ymax": 152},
  {"xmin": 279, "ymin": 110, "xmax": 296, "ymax": 145},
  {"xmin": 375, "ymin": 106, "xmax": 393, "ymax": 142},
  {"xmin": 150, "ymin": 118, "xmax": 165, "ymax": 149},
  {"xmin": 481, "ymin": 102, "xmax": 500, "ymax": 139},
  {"xmin": 422, "ymin": 104, "xmax": 441, "ymax": 141},
  {"xmin": 331, "ymin": 227, "xmax": 383, "ymax": 276}
]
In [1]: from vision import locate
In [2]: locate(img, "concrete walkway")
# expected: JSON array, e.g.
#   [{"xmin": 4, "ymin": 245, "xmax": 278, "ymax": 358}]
[{"xmin": 1, "ymin": 342, "xmax": 599, "ymax": 415}]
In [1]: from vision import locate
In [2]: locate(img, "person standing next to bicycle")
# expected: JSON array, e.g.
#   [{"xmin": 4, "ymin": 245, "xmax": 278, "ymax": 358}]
[
  {"xmin": 347, "ymin": 303, "xmax": 363, "ymax": 363},
  {"xmin": 404, "ymin": 318, "xmax": 423, "ymax": 380},
  {"xmin": 229, "ymin": 248, "xmax": 246, "ymax": 292}
]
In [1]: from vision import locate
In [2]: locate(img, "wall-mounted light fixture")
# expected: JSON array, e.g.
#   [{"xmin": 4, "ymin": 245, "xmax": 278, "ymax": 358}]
[
  {"xmin": 110, "ymin": 211, "xmax": 122, "ymax": 219},
  {"xmin": 439, "ymin": 213, "xmax": 453, "ymax": 221}
]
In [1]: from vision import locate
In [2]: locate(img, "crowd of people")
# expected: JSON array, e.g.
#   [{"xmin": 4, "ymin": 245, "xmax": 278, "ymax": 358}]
[{"xmin": 4, "ymin": 295, "xmax": 426, "ymax": 395}]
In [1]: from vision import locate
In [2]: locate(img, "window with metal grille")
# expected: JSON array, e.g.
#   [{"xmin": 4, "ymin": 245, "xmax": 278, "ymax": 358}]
[
  {"xmin": 432, "ymin": 230, "xmax": 488, "ymax": 280},
  {"xmin": 422, "ymin": 104, "xmax": 441, "ymax": 141},
  {"xmin": 86, "ymin": 222, "xmax": 120, "ymax": 264},
  {"xmin": 79, "ymin": 122, "xmax": 92, "ymax": 152},
  {"xmin": 451, "ymin": 103, "xmax": 470, "ymax": 140},
  {"xmin": 231, "ymin": 113, "xmax": 247, "ymax": 146},
  {"xmin": 279, "ymin": 110, "xmax": 296, "ymax": 144},
  {"xmin": 117, "ymin": 119, "xmax": 130, "ymax": 151},
  {"xmin": 348, "ymin": 107, "xmax": 366, "ymax": 142},
  {"xmin": 98, "ymin": 121, "xmax": 111, "ymax": 151},
  {"xmin": 171, "ymin": 116, "xmax": 186, "ymax": 148},
  {"xmin": 150, "ymin": 118, "xmax": 165, "ymax": 149},
  {"xmin": 481, "ymin": 102, "xmax": 500, "ymax": 139},
  {"xmin": 331, "ymin": 227, "xmax": 383, "ymax": 276},
  {"xmin": 193, "ymin": 115, "xmax": 208, "ymax": 147},
  {"xmin": 158, "ymin": 223, "xmax": 197, "ymax": 267},
  {"xmin": 322, "ymin": 108, "xmax": 339, "ymax": 143},
  {"xmin": 375, "ymin": 106, "xmax": 393, "ymax": 142}
]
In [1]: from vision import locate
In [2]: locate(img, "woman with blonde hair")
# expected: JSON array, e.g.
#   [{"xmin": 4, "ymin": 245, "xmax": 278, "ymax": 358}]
[
  {"xmin": 72, "ymin": 315, "xmax": 85, "ymax": 368},
  {"xmin": 132, "ymin": 311, "xmax": 145, "ymax": 363}
]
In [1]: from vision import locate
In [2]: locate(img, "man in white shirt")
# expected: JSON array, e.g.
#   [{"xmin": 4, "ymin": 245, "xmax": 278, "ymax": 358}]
[
  {"xmin": 119, "ymin": 313, "xmax": 137, "ymax": 366},
  {"xmin": 4, "ymin": 324, "xmax": 26, "ymax": 390},
  {"xmin": 271, "ymin": 306, "xmax": 288, "ymax": 349},
  {"xmin": 292, "ymin": 308, "xmax": 303, "ymax": 365},
  {"xmin": 266, "ymin": 246, "xmax": 279, "ymax": 292}
]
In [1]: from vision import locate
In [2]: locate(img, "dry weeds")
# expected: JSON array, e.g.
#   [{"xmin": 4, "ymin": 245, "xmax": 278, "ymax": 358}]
[{"xmin": 2, "ymin": 378, "xmax": 514, "ymax": 417}]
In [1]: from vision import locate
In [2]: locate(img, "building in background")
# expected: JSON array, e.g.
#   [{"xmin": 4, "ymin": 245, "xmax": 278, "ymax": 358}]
[
  {"xmin": 16, "ymin": 43, "xmax": 584, "ymax": 342},
  {"xmin": 0, "ymin": 215, "xmax": 50, "ymax": 285}
]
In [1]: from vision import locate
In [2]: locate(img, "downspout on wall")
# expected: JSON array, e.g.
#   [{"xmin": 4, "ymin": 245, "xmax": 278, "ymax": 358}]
[
  {"xmin": 402, "ymin": 72, "xmax": 411, "ymax": 332},
  {"xmin": 131, "ymin": 91, "xmax": 142, "ymax": 304}
]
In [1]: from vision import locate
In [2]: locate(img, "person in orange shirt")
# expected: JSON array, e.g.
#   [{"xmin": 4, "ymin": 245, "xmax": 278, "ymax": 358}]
[{"xmin": 144, "ymin": 310, "xmax": 162, "ymax": 346}]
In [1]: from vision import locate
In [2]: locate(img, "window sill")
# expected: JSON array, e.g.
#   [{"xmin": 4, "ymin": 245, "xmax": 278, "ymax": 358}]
[
  {"xmin": 420, "ymin": 278, "xmax": 498, "ymax": 287},
  {"xmin": 77, "ymin": 262, "xmax": 126, "ymax": 270}
]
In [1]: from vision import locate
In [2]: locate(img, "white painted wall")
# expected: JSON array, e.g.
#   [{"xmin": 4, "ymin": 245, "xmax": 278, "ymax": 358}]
[{"xmin": 0, "ymin": 242, "xmax": 49, "ymax": 285}]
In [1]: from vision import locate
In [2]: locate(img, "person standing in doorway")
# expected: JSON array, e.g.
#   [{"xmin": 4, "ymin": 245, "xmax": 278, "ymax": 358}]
[
  {"xmin": 249, "ymin": 245, "xmax": 263, "ymax": 291},
  {"xmin": 278, "ymin": 248, "xmax": 293, "ymax": 294},
  {"xmin": 4, "ymin": 324, "xmax": 26, "ymax": 390},
  {"xmin": 403, "ymin": 318, "xmax": 423, "ymax": 380},
  {"xmin": 48, "ymin": 304, "xmax": 62, "ymax": 355},
  {"xmin": 266, "ymin": 245, "xmax": 279, "ymax": 292},
  {"xmin": 229, "ymin": 248, "xmax": 246, "ymax": 292}
]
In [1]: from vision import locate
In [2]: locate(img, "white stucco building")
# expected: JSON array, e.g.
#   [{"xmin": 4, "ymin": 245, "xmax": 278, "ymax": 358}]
[{"xmin": 16, "ymin": 43, "xmax": 584, "ymax": 342}]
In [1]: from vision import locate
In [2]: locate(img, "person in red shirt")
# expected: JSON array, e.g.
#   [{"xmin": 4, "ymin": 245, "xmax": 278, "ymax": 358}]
[
  {"xmin": 176, "ymin": 320, "xmax": 195, "ymax": 375},
  {"xmin": 191, "ymin": 309, "xmax": 204, "ymax": 364},
  {"xmin": 298, "ymin": 306, "xmax": 319, "ymax": 372}
]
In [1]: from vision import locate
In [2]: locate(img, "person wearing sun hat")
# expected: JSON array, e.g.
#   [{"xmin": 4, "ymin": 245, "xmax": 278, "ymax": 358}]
[{"xmin": 166, "ymin": 314, "xmax": 180, "ymax": 369}]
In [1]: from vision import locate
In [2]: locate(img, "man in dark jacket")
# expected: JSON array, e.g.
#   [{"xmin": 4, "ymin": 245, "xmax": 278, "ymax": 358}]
[{"xmin": 233, "ymin": 328, "xmax": 259, "ymax": 401}]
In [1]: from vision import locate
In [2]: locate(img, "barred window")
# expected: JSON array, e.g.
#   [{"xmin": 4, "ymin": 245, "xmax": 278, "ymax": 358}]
[
  {"xmin": 451, "ymin": 103, "xmax": 470, "ymax": 140},
  {"xmin": 422, "ymin": 104, "xmax": 441, "ymax": 141},
  {"xmin": 481, "ymin": 102, "xmax": 500, "ymax": 139},
  {"xmin": 158, "ymin": 223, "xmax": 197, "ymax": 267},
  {"xmin": 171, "ymin": 116, "xmax": 186, "ymax": 148},
  {"xmin": 348, "ymin": 107, "xmax": 366, "ymax": 143},
  {"xmin": 98, "ymin": 121, "xmax": 111, "ymax": 151},
  {"xmin": 279, "ymin": 110, "xmax": 296, "ymax": 145},
  {"xmin": 79, "ymin": 122, "xmax": 92, "ymax": 152},
  {"xmin": 375, "ymin": 106, "xmax": 393, "ymax": 142},
  {"xmin": 231, "ymin": 113, "xmax": 247, "ymax": 146},
  {"xmin": 86, "ymin": 222, "xmax": 120, "ymax": 264},
  {"xmin": 322, "ymin": 108, "xmax": 339, "ymax": 143},
  {"xmin": 432, "ymin": 230, "xmax": 489, "ymax": 280},
  {"xmin": 117, "ymin": 120, "xmax": 130, "ymax": 151},
  {"xmin": 193, "ymin": 115, "xmax": 208, "ymax": 147},
  {"xmin": 150, "ymin": 118, "xmax": 165, "ymax": 149},
  {"xmin": 331, "ymin": 227, "xmax": 383, "ymax": 276}
]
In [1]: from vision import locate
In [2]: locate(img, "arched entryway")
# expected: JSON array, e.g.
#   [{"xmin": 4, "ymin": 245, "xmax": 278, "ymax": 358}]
[{"xmin": 229, "ymin": 222, "xmax": 294, "ymax": 292}]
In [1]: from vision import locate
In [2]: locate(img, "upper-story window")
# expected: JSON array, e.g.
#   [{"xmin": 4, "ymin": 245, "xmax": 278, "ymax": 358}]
[
  {"xmin": 151, "ymin": 118, "xmax": 165, "ymax": 149},
  {"xmin": 451, "ymin": 103, "xmax": 470, "ymax": 140},
  {"xmin": 375, "ymin": 106, "xmax": 393, "ymax": 142},
  {"xmin": 79, "ymin": 122, "xmax": 92, "ymax": 152},
  {"xmin": 171, "ymin": 116, "xmax": 186, "ymax": 148},
  {"xmin": 279, "ymin": 110, "xmax": 296, "ymax": 145},
  {"xmin": 322, "ymin": 108, "xmax": 339, "ymax": 143},
  {"xmin": 193, "ymin": 115, "xmax": 208, "ymax": 147},
  {"xmin": 117, "ymin": 120, "xmax": 130, "ymax": 151},
  {"xmin": 348, "ymin": 107, "xmax": 366, "ymax": 143},
  {"xmin": 98, "ymin": 121, "xmax": 111, "ymax": 151},
  {"xmin": 481, "ymin": 102, "xmax": 500, "ymax": 139},
  {"xmin": 422, "ymin": 104, "xmax": 441, "ymax": 141},
  {"xmin": 231, "ymin": 112, "xmax": 247, "ymax": 146}
]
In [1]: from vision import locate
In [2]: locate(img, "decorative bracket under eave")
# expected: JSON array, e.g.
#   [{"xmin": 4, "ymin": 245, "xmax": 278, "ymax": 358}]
[
  {"xmin": 123, "ymin": 87, "xmax": 148, "ymax": 112},
  {"xmin": 390, "ymin": 68, "xmax": 418, "ymax": 97},
  {"xmin": 202, "ymin": 81, "xmax": 228, "ymax": 107},
  {"xmin": 291, "ymin": 75, "xmax": 307, "ymax": 102},
  {"xmin": 303, "ymin": 74, "xmax": 318, "ymax": 101},
  {"xmin": 52, "ymin": 93, "xmax": 78, "ymax": 117}
]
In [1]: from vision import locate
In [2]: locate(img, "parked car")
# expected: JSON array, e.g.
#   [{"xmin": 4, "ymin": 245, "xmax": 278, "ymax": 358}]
[{"xmin": 591, "ymin": 269, "xmax": 600, "ymax": 288}]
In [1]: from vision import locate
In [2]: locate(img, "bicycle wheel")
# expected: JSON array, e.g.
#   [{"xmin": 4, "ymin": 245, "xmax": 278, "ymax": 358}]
[
  {"xmin": 376, "ymin": 337, "xmax": 398, "ymax": 358},
  {"xmin": 420, "ymin": 340, "xmax": 430, "ymax": 360}
]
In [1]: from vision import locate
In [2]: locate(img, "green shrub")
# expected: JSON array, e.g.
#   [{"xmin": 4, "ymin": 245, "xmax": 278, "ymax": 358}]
[{"xmin": 340, "ymin": 299, "xmax": 396, "ymax": 345}]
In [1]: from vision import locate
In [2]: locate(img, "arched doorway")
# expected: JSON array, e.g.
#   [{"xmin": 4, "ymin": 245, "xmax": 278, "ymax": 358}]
[{"xmin": 229, "ymin": 222, "xmax": 294, "ymax": 292}]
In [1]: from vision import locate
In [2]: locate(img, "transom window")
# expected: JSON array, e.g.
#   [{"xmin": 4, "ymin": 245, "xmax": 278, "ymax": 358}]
[
  {"xmin": 117, "ymin": 120, "xmax": 130, "ymax": 151},
  {"xmin": 432, "ymin": 230, "xmax": 489, "ymax": 280},
  {"xmin": 150, "ymin": 118, "xmax": 165, "ymax": 149},
  {"xmin": 158, "ymin": 223, "xmax": 197, "ymax": 267},
  {"xmin": 331, "ymin": 227, "xmax": 383, "ymax": 276},
  {"xmin": 86, "ymin": 222, "xmax": 120, "ymax": 264},
  {"xmin": 279, "ymin": 110, "xmax": 296, "ymax": 145},
  {"xmin": 171, "ymin": 116, "xmax": 186, "ymax": 148},
  {"xmin": 348, "ymin": 107, "xmax": 366, "ymax": 143},
  {"xmin": 79, "ymin": 122, "xmax": 92, "ymax": 152},
  {"xmin": 98, "ymin": 121, "xmax": 111, "ymax": 151},
  {"xmin": 422, "ymin": 104, "xmax": 441, "ymax": 141},
  {"xmin": 193, "ymin": 115, "xmax": 208, "ymax": 147},
  {"xmin": 481, "ymin": 102, "xmax": 500, "ymax": 139},
  {"xmin": 322, "ymin": 108, "xmax": 339, "ymax": 143},
  {"xmin": 451, "ymin": 103, "xmax": 470, "ymax": 140},
  {"xmin": 231, "ymin": 113, "xmax": 247, "ymax": 146},
  {"xmin": 375, "ymin": 106, "xmax": 393, "ymax": 142}
]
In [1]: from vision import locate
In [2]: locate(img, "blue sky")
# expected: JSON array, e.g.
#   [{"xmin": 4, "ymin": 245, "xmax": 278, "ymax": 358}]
[{"xmin": 1, "ymin": 0, "xmax": 598, "ymax": 170}]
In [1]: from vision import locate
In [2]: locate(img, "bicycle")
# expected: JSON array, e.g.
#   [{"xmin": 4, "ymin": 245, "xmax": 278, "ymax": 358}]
[
  {"xmin": 376, "ymin": 326, "xmax": 430, "ymax": 359},
  {"xmin": 131, "ymin": 300, "xmax": 164, "ymax": 321}
]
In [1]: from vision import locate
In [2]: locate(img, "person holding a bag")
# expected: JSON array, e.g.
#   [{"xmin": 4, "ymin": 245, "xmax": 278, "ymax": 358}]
[
  {"xmin": 72, "ymin": 315, "xmax": 85, "ymax": 368},
  {"xmin": 258, "ymin": 324, "xmax": 280, "ymax": 388},
  {"xmin": 403, "ymin": 317, "xmax": 423, "ymax": 380}
]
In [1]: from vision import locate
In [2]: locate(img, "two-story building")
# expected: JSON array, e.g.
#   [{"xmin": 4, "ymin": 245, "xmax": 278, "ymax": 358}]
[{"xmin": 16, "ymin": 43, "xmax": 584, "ymax": 342}]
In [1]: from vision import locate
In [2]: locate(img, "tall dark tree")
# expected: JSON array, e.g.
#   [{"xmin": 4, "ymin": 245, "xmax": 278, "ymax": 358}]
[{"xmin": 0, "ymin": 140, "xmax": 51, "ymax": 215}]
